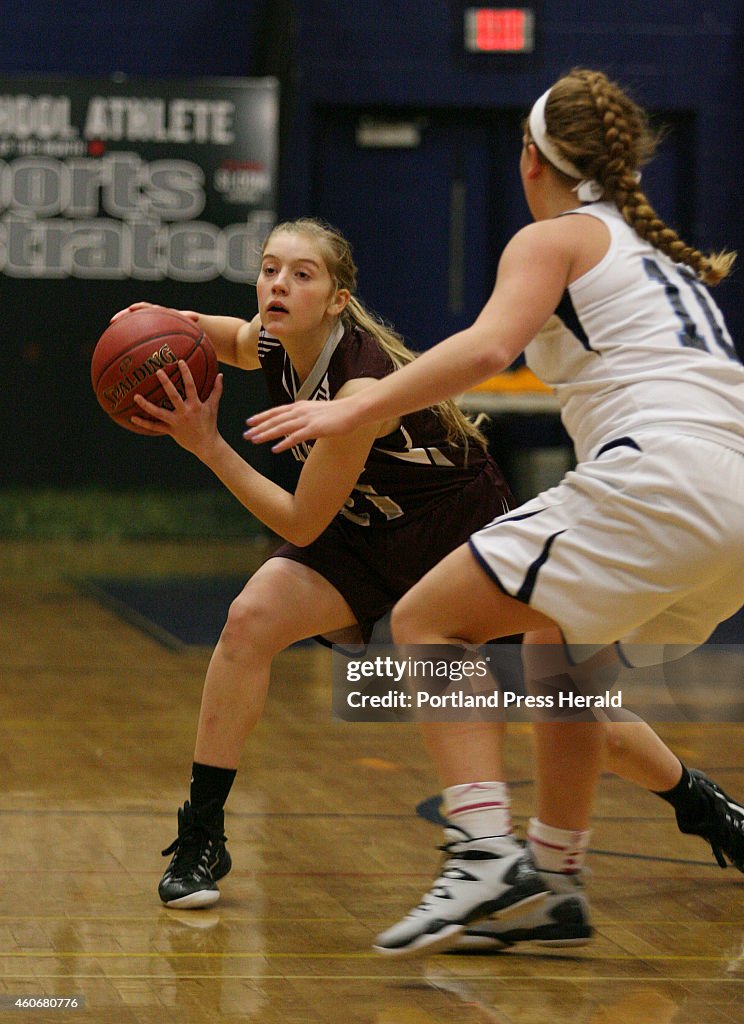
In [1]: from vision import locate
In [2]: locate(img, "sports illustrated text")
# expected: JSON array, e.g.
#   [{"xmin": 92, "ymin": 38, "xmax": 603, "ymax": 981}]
[
  {"xmin": 0, "ymin": 80, "xmax": 279, "ymax": 283},
  {"xmin": 331, "ymin": 644, "xmax": 744, "ymax": 723}
]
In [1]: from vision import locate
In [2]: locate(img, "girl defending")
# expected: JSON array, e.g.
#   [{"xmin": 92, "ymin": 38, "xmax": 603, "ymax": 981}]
[{"xmin": 247, "ymin": 71, "xmax": 744, "ymax": 958}]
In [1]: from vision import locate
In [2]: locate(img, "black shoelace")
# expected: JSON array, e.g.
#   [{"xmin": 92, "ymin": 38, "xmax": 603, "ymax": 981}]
[{"xmin": 161, "ymin": 821, "xmax": 226, "ymax": 874}]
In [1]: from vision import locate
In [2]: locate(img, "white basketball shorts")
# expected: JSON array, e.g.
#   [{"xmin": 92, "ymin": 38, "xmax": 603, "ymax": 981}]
[{"xmin": 468, "ymin": 433, "xmax": 744, "ymax": 662}]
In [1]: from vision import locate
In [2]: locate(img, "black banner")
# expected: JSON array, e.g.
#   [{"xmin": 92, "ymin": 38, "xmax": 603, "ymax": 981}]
[{"xmin": 0, "ymin": 76, "xmax": 282, "ymax": 489}]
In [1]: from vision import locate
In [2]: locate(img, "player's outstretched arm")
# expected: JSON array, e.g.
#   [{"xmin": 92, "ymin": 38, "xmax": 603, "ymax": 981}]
[{"xmin": 245, "ymin": 221, "xmax": 572, "ymax": 451}]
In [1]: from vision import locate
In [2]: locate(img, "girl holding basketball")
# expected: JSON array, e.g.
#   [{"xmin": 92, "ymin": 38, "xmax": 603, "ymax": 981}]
[
  {"xmin": 245, "ymin": 70, "xmax": 744, "ymax": 957},
  {"xmin": 123, "ymin": 217, "xmax": 535, "ymax": 912}
]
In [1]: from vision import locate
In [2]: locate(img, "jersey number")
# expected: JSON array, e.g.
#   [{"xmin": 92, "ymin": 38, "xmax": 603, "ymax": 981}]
[
  {"xmin": 342, "ymin": 484, "xmax": 404, "ymax": 526},
  {"xmin": 643, "ymin": 257, "xmax": 739, "ymax": 361}
]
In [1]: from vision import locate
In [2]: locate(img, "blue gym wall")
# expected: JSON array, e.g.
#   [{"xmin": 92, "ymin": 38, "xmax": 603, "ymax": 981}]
[{"xmin": 2, "ymin": 0, "xmax": 742, "ymax": 484}]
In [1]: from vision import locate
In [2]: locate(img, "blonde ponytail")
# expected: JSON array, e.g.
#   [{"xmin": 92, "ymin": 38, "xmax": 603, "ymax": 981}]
[{"xmin": 342, "ymin": 296, "xmax": 489, "ymax": 453}]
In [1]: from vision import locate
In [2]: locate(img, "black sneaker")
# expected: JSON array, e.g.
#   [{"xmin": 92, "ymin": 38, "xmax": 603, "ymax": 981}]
[
  {"xmin": 676, "ymin": 770, "xmax": 744, "ymax": 872},
  {"xmin": 158, "ymin": 800, "xmax": 232, "ymax": 908}
]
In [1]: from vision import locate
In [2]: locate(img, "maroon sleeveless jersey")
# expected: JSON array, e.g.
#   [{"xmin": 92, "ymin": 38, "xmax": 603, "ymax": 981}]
[{"xmin": 258, "ymin": 324, "xmax": 509, "ymax": 528}]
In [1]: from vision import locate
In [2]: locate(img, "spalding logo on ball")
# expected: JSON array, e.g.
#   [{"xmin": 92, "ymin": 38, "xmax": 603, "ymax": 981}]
[{"xmin": 91, "ymin": 308, "xmax": 218, "ymax": 434}]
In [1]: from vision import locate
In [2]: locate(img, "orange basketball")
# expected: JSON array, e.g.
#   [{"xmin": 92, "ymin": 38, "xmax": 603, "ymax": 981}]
[{"xmin": 91, "ymin": 308, "xmax": 218, "ymax": 434}]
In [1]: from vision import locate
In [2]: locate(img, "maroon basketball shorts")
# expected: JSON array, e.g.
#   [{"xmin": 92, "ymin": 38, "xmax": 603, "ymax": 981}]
[{"xmin": 270, "ymin": 461, "xmax": 510, "ymax": 643}]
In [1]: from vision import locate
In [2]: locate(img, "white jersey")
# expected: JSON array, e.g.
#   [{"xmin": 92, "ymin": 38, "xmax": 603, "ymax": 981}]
[{"xmin": 525, "ymin": 202, "xmax": 744, "ymax": 463}]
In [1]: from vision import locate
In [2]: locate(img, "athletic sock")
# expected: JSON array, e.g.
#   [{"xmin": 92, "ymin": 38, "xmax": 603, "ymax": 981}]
[
  {"xmin": 653, "ymin": 763, "xmax": 706, "ymax": 821},
  {"xmin": 442, "ymin": 781, "xmax": 512, "ymax": 838},
  {"xmin": 190, "ymin": 762, "xmax": 237, "ymax": 815},
  {"xmin": 527, "ymin": 817, "xmax": 591, "ymax": 874}
]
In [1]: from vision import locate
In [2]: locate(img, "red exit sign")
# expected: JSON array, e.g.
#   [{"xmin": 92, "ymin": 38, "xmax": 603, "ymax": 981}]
[{"xmin": 464, "ymin": 8, "xmax": 535, "ymax": 52}]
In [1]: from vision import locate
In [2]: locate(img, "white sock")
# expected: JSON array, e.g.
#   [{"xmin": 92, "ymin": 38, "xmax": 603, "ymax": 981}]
[
  {"xmin": 442, "ymin": 781, "xmax": 512, "ymax": 838},
  {"xmin": 527, "ymin": 817, "xmax": 591, "ymax": 874}
]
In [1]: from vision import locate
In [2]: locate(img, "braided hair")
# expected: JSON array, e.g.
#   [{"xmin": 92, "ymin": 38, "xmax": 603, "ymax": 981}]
[{"xmin": 531, "ymin": 68, "xmax": 735, "ymax": 286}]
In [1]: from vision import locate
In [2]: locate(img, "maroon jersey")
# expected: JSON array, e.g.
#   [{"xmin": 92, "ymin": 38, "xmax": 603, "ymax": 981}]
[{"xmin": 258, "ymin": 323, "xmax": 503, "ymax": 528}]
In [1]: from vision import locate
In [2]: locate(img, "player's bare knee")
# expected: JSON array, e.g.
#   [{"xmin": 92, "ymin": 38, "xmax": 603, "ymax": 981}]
[
  {"xmin": 603, "ymin": 721, "xmax": 631, "ymax": 761},
  {"xmin": 219, "ymin": 593, "xmax": 279, "ymax": 659},
  {"xmin": 389, "ymin": 597, "xmax": 424, "ymax": 645}
]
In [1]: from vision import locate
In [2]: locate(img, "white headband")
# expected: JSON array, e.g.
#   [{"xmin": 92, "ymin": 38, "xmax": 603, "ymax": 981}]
[{"xmin": 528, "ymin": 88, "xmax": 604, "ymax": 202}]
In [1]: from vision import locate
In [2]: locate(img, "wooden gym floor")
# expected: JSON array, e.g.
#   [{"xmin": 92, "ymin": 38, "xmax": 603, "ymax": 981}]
[{"xmin": 1, "ymin": 538, "xmax": 743, "ymax": 1023}]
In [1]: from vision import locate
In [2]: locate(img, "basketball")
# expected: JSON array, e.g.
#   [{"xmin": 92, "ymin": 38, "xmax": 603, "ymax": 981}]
[{"xmin": 91, "ymin": 308, "xmax": 218, "ymax": 434}]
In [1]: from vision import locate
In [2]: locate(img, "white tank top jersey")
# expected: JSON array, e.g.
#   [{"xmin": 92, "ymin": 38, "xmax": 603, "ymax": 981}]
[{"xmin": 525, "ymin": 201, "xmax": 744, "ymax": 463}]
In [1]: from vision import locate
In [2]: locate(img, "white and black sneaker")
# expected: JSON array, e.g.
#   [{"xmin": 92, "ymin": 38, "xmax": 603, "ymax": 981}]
[
  {"xmin": 372, "ymin": 828, "xmax": 549, "ymax": 959},
  {"xmin": 455, "ymin": 867, "xmax": 592, "ymax": 951},
  {"xmin": 676, "ymin": 770, "xmax": 744, "ymax": 872},
  {"xmin": 158, "ymin": 800, "xmax": 232, "ymax": 908}
]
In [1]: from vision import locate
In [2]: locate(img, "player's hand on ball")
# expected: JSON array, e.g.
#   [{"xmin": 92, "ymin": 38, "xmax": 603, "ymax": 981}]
[
  {"xmin": 131, "ymin": 360, "xmax": 223, "ymax": 457},
  {"xmin": 109, "ymin": 301, "xmax": 200, "ymax": 324}
]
